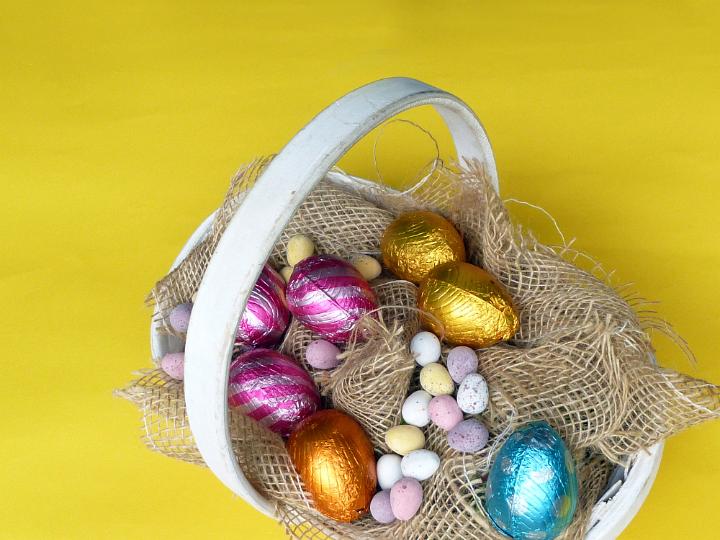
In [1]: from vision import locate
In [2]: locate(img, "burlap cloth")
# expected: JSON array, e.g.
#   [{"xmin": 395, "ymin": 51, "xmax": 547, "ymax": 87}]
[{"xmin": 118, "ymin": 158, "xmax": 720, "ymax": 539}]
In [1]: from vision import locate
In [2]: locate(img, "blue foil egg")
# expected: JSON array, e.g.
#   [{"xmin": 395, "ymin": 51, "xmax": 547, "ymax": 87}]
[{"xmin": 485, "ymin": 421, "xmax": 578, "ymax": 540}]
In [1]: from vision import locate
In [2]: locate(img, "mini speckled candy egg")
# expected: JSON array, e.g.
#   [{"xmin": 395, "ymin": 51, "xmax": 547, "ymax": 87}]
[
  {"xmin": 280, "ymin": 266, "xmax": 293, "ymax": 283},
  {"xmin": 401, "ymin": 449, "xmax": 440, "ymax": 481},
  {"xmin": 410, "ymin": 331, "xmax": 441, "ymax": 366},
  {"xmin": 161, "ymin": 352, "xmax": 185, "ymax": 380},
  {"xmin": 305, "ymin": 339, "xmax": 342, "ymax": 370},
  {"xmin": 401, "ymin": 390, "xmax": 433, "ymax": 427},
  {"xmin": 370, "ymin": 490, "xmax": 396, "ymax": 524},
  {"xmin": 385, "ymin": 425, "xmax": 425, "ymax": 456},
  {"xmin": 420, "ymin": 363, "xmax": 454, "ymax": 396},
  {"xmin": 286, "ymin": 234, "xmax": 315, "ymax": 266},
  {"xmin": 456, "ymin": 373, "xmax": 489, "ymax": 415},
  {"xmin": 447, "ymin": 346, "xmax": 478, "ymax": 383},
  {"xmin": 377, "ymin": 454, "xmax": 403, "ymax": 490},
  {"xmin": 350, "ymin": 254, "xmax": 382, "ymax": 281},
  {"xmin": 448, "ymin": 419, "xmax": 489, "ymax": 453},
  {"xmin": 168, "ymin": 303, "xmax": 193, "ymax": 333},
  {"xmin": 428, "ymin": 395, "xmax": 463, "ymax": 431},
  {"xmin": 390, "ymin": 478, "xmax": 424, "ymax": 521}
]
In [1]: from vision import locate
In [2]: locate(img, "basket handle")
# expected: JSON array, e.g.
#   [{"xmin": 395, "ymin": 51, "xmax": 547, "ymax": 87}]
[{"xmin": 184, "ymin": 77, "xmax": 498, "ymax": 515}]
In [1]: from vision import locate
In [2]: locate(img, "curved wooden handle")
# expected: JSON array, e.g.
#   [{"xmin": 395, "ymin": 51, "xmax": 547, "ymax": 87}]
[{"xmin": 184, "ymin": 77, "xmax": 498, "ymax": 515}]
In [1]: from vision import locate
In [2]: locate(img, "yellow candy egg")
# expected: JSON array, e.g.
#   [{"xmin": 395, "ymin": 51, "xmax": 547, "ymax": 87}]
[
  {"xmin": 385, "ymin": 425, "xmax": 426, "ymax": 455},
  {"xmin": 287, "ymin": 234, "xmax": 315, "ymax": 266},
  {"xmin": 279, "ymin": 266, "xmax": 294, "ymax": 283},
  {"xmin": 419, "ymin": 363, "xmax": 455, "ymax": 396},
  {"xmin": 418, "ymin": 261, "xmax": 519, "ymax": 348},
  {"xmin": 381, "ymin": 211, "xmax": 466, "ymax": 283},
  {"xmin": 350, "ymin": 254, "xmax": 382, "ymax": 281}
]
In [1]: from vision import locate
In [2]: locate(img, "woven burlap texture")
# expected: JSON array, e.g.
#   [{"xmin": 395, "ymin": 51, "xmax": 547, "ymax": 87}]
[{"xmin": 120, "ymin": 159, "xmax": 720, "ymax": 539}]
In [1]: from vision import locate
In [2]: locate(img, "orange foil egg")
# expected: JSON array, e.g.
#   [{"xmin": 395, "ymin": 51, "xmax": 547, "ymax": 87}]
[
  {"xmin": 418, "ymin": 261, "xmax": 519, "ymax": 348},
  {"xmin": 381, "ymin": 211, "xmax": 466, "ymax": 283},
  {"xmin": 287, "ymin": 409, "xmax": 377, "ymax": 522}
]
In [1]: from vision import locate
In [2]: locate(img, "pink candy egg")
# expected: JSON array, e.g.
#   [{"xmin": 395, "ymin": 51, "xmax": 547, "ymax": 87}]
[
  {"xmin": 228, "ymin": 349, "xmax": 320, "ymax": 436},
  {"xmin": 235, "ymin": 264, "xmax": 291, "ymax": 348},
  {"xmin": 168, "ymin": 303, "xmax": 193, "ymax": 333},
  {"xmin": 447, "ymin": 346, "xmax": 478, "ymax": 383},
  {"xmin": 370, "ymin": 490, "xmax": 396, "ymax": 524},
  {"xmin": 428, "ymin": 395, "xmax": 463, "ymax": 431},
  {"xmin": 160, "ymin": 352, "xmax": 185, "ymax": 380},
  {"xmin": 306, "ymin": 339, "xmax": 342, "ymax": 370},
  {"xmin": 286, "ymin": 255, "xmax": 378, "ymax": 343},
  {"xmin": 390, "ymin": 477, "xmax": 423, "ymax": 521}
]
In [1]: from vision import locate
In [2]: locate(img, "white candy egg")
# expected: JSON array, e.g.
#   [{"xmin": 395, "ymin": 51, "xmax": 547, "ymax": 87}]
[
  {"xmin": 401, "ymin": 389, "xmax": 433, "ymax": 427},
  {"xmin": 456, "ymin": 373, "xmax": 489, "ymax": 414},
  {"xmin": 410, "ymin": 331, "xmax": 441, "ymax": 366},
  {"xmin": 377, "ymin": 454, "xmax": 404, "ymax": 490},
  {"xmin": 401, "ymin": 449, "xmax": 440, "ymax": 481}
]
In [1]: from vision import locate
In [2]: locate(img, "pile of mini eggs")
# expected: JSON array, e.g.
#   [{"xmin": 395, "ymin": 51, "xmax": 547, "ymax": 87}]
[{"xmin": 370, "ymin": 330, "xmax": 490, "ymax": 524}]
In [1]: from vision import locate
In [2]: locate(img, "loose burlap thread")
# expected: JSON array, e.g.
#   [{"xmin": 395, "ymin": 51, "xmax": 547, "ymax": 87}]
[{"xmin": 119, "ymin": 158, "xmax": 720, "ymax": 539}]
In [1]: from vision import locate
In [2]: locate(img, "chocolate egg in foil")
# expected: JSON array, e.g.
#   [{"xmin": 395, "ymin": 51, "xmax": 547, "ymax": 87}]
[
  {"xmin": 288, "ymin": 409, "xmax": 377, "ymax": 522},
  {"xmin": 486, "ymin": 421, "xmax": 579, "ymax": 540},
  {"xmin": 235, "ymin": 264, "xmax": 290, "ymax": 348},
  {"xmin": 228, "ymin": 349, "xmax": 320, "ymax": 436},
  {"xmin": 286, "ymin": 255, "xmax": 378, "ymax": 343},
  {"xmin": 418, "ymin": 261, "xmax": 519, "ymax": 348},
  {"xmin": 381, "ymin": 210, "xmax": 466, "ymax": 283}
]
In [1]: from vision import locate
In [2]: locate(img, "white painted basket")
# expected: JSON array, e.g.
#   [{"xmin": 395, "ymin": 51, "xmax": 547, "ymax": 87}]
[{"xmin": 150, "ymin": 78, "xmax": 662, "ymax": 539}]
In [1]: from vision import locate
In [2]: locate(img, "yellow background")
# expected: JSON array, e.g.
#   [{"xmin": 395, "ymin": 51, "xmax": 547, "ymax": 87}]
[{"xmin": 2, "ymin": 1, "xmax": 719, "ymax": 538}]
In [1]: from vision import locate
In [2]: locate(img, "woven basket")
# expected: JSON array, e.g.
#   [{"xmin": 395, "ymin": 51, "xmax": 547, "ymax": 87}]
[{"xmin": 150, "ymin": 78, "xmax": 662, "ymax": 539}]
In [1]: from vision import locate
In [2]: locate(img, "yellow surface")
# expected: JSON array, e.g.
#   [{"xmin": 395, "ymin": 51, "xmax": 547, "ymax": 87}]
[{"xmin": 1, "ymin": 1, "xmax": 719, "ymax": 538}]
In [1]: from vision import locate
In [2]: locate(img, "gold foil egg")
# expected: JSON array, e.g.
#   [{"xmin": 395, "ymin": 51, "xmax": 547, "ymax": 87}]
[
  {"xmin": 381, "ymin": 211, "xmax": 466, "ymax": 283},
  {"xmin": 418, "ymin": 261, "xmax": 519, "ymax": 348},
  {"xmin": 287, "ymin": 409, "xmax": 377, "ymax": 522}
]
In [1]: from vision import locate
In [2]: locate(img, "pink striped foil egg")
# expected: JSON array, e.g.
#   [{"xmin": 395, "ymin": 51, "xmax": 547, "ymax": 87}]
[
  {"xmin": 286, "ymin": 255, "xmax": 379, "ymax": 343},
  {"xmin": 235, "ymin": 264, "xmax": 291, "ymax": 348},
  {"xmin": 228, "ymin": 349, "xmax": 320, "ymax": 436}
]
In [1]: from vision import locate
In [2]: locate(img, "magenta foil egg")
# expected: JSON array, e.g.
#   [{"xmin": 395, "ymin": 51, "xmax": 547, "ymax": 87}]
[
  {"xmin": 235, "ymin": 264, "xmax": 291, "ymax": 348},
  {"xmin": 286, "ymin": 255, "xmax": 379, "ymax": 343},
  {"xmin": 228, "ymin": 349, "xmax": 320, "ymax": 436}
]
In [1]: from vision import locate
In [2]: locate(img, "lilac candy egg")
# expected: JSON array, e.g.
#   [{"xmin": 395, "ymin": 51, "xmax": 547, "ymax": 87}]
[
  {"xmin": 161, "ymin": 352, "xmax": 185, "ymax": 380},
  {"xmin": 235, "ymin": 264, "xmax": 291, "ymax": 348},
  {"xmin": 448, "ymin": 419, "xmax": 489, "ymax": 453},
  {"xmin": 286, "ymin": 255, "xmax": 379, "ymax": 343},
  {"xmin": 447, "ymin": 346, "xmax": 478, "ymax": 383},
  {"xmin": 168, "ymin": 303, "xmax": 193, "ymax": 333},
  {"xmin": 228, "ymin": 349, "xmax": 320, "ymax": 436},
  {"xmin": 428, "ymin": 395, "xmax": 464, "ymax": 431},
  {"xmin": 390, "ymin": 477, "xmax": 423, "ymax": 521},
  {"xmin": 370, "ymin": 490, "xmax": 396, "ymax": 524},
  {"xmin": 305, "ymin": 339, "xmax": 342, "ymax": 370}
]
